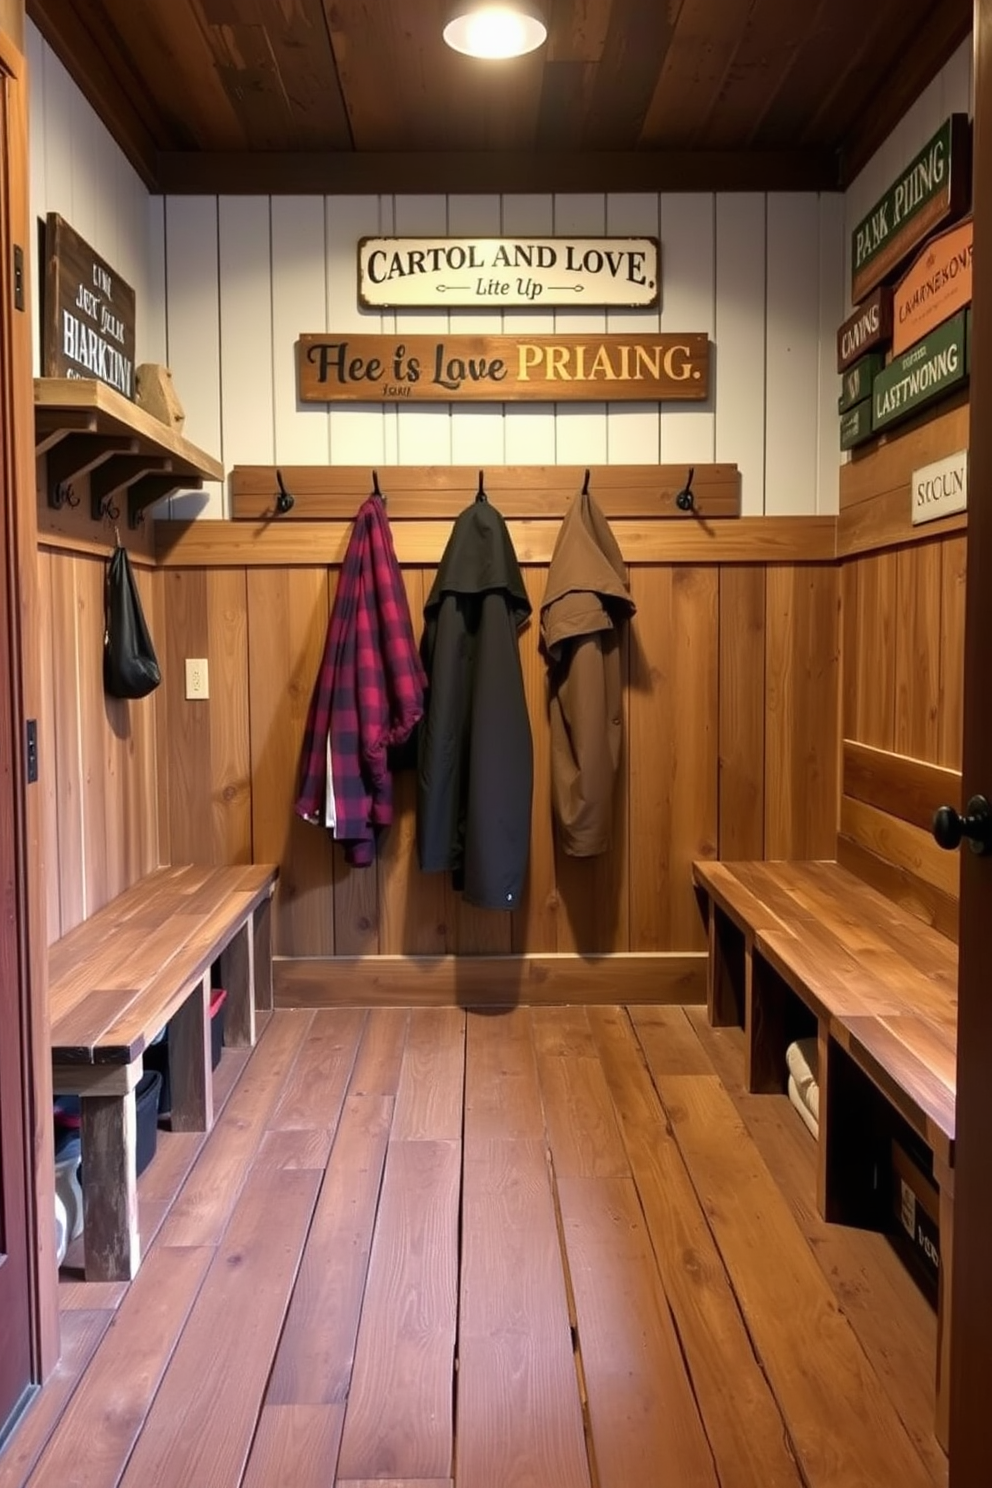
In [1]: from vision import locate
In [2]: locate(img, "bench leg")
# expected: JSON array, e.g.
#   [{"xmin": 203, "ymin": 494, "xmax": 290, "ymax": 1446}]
[
  {"xmin": 169, "ymin": 973, "xmax": 214, "ymax": 1134},
  {"xmin": 934, "ymin": 1157, "xmax": 954, "ymax": 1452},
  {"xmin": 220, "ymin": 919, "xmax": 255, "ymax": 1048},
  {"xmin": 821, "ymin": 1031, "xmax": 885, "ymax": 1228},
  {"xmin": 253, "ymin": 894, "xmax": 273, "ymax": 1012},
  {"xmin": 745, "ymin": 947, "xmax": 790, "ymax": 1093},
  {"xmin": 708, "ymin": 904, "xmax": 744, "ymax": 1029},
  {"xmin": 80, "ymin": 1089, "xmax": 140, "ymax": 1283}
]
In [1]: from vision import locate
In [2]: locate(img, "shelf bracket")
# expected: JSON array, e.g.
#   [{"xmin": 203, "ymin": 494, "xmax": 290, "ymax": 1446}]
[
  {"xmin": 129, "ymin": 475, "xmax": 202, "ymax": 529},
  {"xmin": 91, "ymin": 456, "xmax": 174, "ymax": 522},
  {"xmin": 47, "ymin": 435, "xmax": 138, "ymax": 509}
]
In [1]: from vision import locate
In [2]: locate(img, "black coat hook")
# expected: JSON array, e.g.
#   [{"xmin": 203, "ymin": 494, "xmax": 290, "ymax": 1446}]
[
  {"xmin": 476, "ymin": 469, "xmax": 487, "ymax": 503},
  {"xmin": 582, "ymin": 468, "xmax": 591, "ymax": 496},
  {"xmin": 371, "ymin": 469, "xmax": 382, "ymax": 500},
  {"xmin": 275, "ymin": 469, "xmax": 295, "ymax": 514},
  {"xmin": 675, "ymin": 467, "xmax": 696, "ymax": 513}
]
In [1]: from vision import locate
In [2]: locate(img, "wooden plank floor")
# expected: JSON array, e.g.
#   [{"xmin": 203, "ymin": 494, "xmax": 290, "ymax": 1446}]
[{"xmin": 2, "ymin": 1005, "xmax": 946, "ymax": 1488}]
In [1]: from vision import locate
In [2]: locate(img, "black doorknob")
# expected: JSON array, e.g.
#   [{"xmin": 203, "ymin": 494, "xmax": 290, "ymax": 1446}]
[{"xmin": 933, "ymin": 796, "xmax": 992, "ymax": 855}]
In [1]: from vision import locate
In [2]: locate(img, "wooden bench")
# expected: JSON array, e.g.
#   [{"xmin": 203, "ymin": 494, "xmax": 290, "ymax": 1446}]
[
  {"xmin": 692, "ymin": 858, "xmax": 956, "ymax": 1449},
  {"xmin": 50, "ymin": 863, "xmax": 278, "ymax": 1283}
]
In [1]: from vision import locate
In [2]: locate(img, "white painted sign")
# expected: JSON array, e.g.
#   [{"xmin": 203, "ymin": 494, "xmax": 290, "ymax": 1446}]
[
  {"xmin": 911, "ymin": 449, "xmax": 969, "ymax": 526},
  {"xmin": 358, "ymin": 236, "xmax": 660, "ymax": 309}
]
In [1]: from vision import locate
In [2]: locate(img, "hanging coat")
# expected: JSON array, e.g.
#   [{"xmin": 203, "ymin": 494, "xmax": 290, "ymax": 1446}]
[
  {"xmin": 295, "ymin": 494, "xmax": 426, "ymax": 865},
  {"xmin": 417, "ymin": 494, "xmax": 533, "ymax": 911},
  {"xmin": 540, "ymin": 487, "xmax": 635, "ymax": 857}
]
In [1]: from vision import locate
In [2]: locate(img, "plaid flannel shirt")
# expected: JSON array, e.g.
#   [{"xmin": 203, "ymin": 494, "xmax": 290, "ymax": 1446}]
[{"xmin": 295, "ymin": 495, "xmax": 426, "ymax": 865}]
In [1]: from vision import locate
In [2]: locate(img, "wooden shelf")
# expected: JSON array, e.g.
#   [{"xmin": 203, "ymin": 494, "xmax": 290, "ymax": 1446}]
[{"xmin": 35, "ymin": 378, "xmax": 224, "ymax": 527}]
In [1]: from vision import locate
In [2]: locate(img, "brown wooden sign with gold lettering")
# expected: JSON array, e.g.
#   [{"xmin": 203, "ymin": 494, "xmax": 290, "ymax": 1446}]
[{"xmin": 298, "ymin": 333, "xmax": 709, "ymax": 403}]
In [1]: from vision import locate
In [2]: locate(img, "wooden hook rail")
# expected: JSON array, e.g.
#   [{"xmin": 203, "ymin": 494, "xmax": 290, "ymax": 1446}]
[{"xmin": 230, "ymin": 463, "xmax": 741, "ymax": 522}]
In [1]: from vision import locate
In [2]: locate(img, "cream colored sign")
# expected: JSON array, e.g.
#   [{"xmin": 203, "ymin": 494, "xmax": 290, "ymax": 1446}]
[
  {"xmin": 358, "ymin": 236, "xmax": 660, "ymax": 309},
  {"xmin": 911, "ymin": 449, "xmax": 968, "ymax": 526}
]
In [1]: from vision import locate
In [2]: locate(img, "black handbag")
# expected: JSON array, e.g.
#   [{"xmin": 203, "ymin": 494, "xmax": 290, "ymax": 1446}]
[{"xmin": 104, "ymin": 542, "xmax": 161, "ymax": 699}]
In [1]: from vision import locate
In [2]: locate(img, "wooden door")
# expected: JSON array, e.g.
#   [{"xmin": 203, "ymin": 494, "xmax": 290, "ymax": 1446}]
[
  {"xmin": 0, "ymin": 41, "xmax": 34, "ymax": 1443},
  {"xmin": 951, "ymin": 6, "xmax": 992, "ymax": 1483}
]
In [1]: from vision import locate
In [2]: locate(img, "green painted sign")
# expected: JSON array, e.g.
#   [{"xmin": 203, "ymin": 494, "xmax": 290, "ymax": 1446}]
[
  {"xmin": 872, "ymin": 310, "xmax": 968, "ymax": 434},
  {"xmin": 838, "ymin": 353, "xmax": 885, "ymax": 414},
  {"xmin": 840, "ymin": 400, "xmax": 874, "ymax": 451},
  {"xmin": 852, "ymin": 115, "xmax": 970, "ymax": 302}
]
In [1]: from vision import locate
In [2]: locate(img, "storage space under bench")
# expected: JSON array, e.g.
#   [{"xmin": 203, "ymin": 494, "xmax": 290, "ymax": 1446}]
[
  {"xmin": 49, "ymin": 863, "xmax": 277, "ymax": 1283},
  {"xmin": 693, "ymin": 858, "xmax": 957, "ymax": 1450}
]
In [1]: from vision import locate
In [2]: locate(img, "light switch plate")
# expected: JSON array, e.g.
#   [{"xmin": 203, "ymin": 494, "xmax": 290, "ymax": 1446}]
[{"xmin": 185, "ymin": 658, "xmax": 209, "ymax": 700}]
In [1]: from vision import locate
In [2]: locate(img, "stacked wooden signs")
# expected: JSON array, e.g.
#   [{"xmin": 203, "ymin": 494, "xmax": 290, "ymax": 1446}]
[{"xmin": 839, "ymin": 115, "xmax": 972, "ymax": 451}]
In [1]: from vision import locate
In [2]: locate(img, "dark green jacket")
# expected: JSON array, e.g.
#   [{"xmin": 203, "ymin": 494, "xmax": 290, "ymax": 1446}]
[{"xmin": 417, "ymin": 495, "xmax": 533, "ymax": 911}]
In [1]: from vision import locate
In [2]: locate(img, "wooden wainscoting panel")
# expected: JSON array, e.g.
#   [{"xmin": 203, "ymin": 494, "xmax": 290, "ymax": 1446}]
[
  {"xmin": 149, "ymin": 567, "xmax": 171, "ymax": 868},
  {"xmin": 629, "ymin": 566, "xmax": 718, "ymax": 954},
  {"xmin": 718, "ymin": 565, "xmax": 765, "ymax": 860},
  {"xmin": 841, "ymin": 559, "xmax": 858, "ymax": 747},
  {"xmin": 843, "ymin": 741, "xmax": 962, "ymax": 831},
  {"xmin": 163, "ymin": 567, "xmax": 212, "ymax": 865},
  {"xmin": 274, "ymin": 954, "xmax": 706, "ymax": 1008},
  {"xmin": 764, "ymin": 565, "xmax": 840, "ymax": 859},
  {"xmin": 894, "ymin": 541, "xmax": 942, "ymax": 762},
  {"xmin": 939, "ymin": 533, "xmax": 967, "ymax": 769},
  {"xmin": 76, "ymin": 555, "xmax": 111, "ymax": 915},
  {"xmin": 850, "ymin": 551, "xmax": 899, "ymax": 752},
  {"xmin": 164, "ymin": 567, "xmax": 252, "ymax": 868},
  {"xmin": 37, "ymin": 548, "xmax": 62, "ymax": 943},
  {"xmin": 207, "ymin": 567, "xmax": 251, "ymax": 865},
  {"xmin": 247, "ymin": 565, "xmax": 335, "ymax": 957}
]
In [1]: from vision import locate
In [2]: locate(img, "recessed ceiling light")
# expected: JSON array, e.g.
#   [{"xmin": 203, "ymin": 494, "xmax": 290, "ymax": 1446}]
[{"xmin": 443, "ymin": 1, "xmax": 548, "ymax": 60}]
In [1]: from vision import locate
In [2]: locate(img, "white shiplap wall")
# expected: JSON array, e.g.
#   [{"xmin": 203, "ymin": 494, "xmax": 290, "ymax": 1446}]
[
  {"xmin": 162, "ymin": 189, "xmax": 845, "ymax": 518},
  {"xmin": 844, "ymin": 37, "xmax": 974, "ymax": 317},
  {"xmin": 26, "ymin": 22, "xmax": 166, "ymax": 376},
  {"xmin": 27, "ymin": 17, "xmax": 846, "ymax": 518}
]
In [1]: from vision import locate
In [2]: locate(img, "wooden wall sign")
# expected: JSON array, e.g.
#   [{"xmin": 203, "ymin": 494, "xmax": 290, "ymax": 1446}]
[
  {"xmin": 872, "ymin": 309, "xmax": 968, "ymax": 435},
  {"xmin": 892, "ymin": 217, "xmax": 973, "ymax": 357},
  {"xmin": 838, "ymin": 353, "xmax": 884, "ymax": 414},
  {"xmin": 837, "ymin": 288, "xmax": 893, "ymax": 372},
  {"xmin": 911, "ymin": 449, "xmax": 968, "ymax": 526},
  {"xmin": 43, "ymin": 213, "xmax": 136, "ymax": 399},
  {"xmin": 358, "ymin": 236, "xmax": 660, "ymax": 309},
  {"xmin": 851, "ymin": 115, "xmax": 970, "ymax": 303},
  {"xmin": 298, "ymin": 333, "xmax": 709, "ymax": 404},
  {"xmin": 840, "ymin": 402, "xmax": 874, "ymax": 451}
]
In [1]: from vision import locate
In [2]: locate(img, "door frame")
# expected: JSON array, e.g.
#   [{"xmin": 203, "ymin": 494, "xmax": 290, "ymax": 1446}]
[{"xmin": 0, "ymin": 21, "xmax": 59, "ymax": 1386}]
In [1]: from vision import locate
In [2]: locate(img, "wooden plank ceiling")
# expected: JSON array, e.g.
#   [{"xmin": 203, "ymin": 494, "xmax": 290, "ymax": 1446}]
[{"xmin": 27, "ymin": 0, "xmax": 973, "ymax": 193}]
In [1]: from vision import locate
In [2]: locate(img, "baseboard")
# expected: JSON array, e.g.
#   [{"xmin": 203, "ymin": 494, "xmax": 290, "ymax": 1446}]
[{"xmin": 274, "ymin": 953, "xmax": 707, "ymax": 1009}]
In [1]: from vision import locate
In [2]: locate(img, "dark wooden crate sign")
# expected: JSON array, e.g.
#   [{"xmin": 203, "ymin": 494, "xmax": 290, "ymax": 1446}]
[
  {"xmin": 872, "ymin": 310, "xmax": 968, "ymax": 435},
  {"xmin": 297, "ymin": 333, "xmax": 709, "ymax": 404},
  {"xmin": 43, "ymin": 214, "xmax": 136, "ymax": 399},
  {"xmin": 837, "ymin": 288, "xmax": 894, "ymax": 373},
  {"xmin": 892, "ymin": 217, "xmax": 973, "ymax": 357},
  {"xmin": 840, "ymin": 401, "xmax": 874, "ymax": 451},
  {"xmin": 838, "ymin": 354, "xmax": 885, "ymax": 414},
  {"xmin": 851, "ymin": 114, "xmax": 971, "ymax": 303}
]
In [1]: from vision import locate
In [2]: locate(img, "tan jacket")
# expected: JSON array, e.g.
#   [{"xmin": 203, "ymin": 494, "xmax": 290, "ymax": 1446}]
[{"xmin": 540, "ymin": 489, "xmax": 635, "ymax": 857}]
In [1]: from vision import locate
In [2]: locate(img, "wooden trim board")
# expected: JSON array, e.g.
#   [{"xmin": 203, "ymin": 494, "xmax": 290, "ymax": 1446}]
[
  {"xmin": 230, "ymin": 463, "xmax": 741, "ymax": 522},
  {"xmin": 274, "ymin": 954, "xmax": 706, "ymax": 1008},
  {"xmin": 844, "ymin": 741, "xmax": 962, "ymax": 831},
  {"xmin": 157, "ymin": 516, "xmax": 838, "ymax": 568}
]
